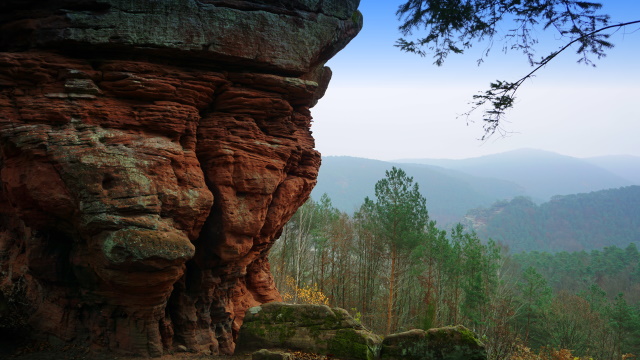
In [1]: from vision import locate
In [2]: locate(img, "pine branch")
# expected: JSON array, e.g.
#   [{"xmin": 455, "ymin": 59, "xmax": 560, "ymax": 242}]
[{"xmin": 463, "ymin": 19, "xmax": 640, "ymax": 140}]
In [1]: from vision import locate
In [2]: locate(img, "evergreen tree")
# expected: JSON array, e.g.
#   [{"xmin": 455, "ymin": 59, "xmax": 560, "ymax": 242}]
[
  {"xmin": 608, "ymin": 293, "xmax": 639, "ymax": 357},
  {"xmin": 517, "ymin": 266, "xmax": 552, "ymax": 344},
  {"xmin": 363, "ymin": 167, "xmax": 429, "ymax": 334}
]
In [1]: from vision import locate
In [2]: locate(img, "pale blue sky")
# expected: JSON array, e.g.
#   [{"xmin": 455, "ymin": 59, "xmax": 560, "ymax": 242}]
[{"xmin": 312, "ymin": 1, "xmax": 640, "ymax": 160}]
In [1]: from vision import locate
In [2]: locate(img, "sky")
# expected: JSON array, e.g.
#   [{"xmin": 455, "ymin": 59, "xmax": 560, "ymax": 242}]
[{"xmin": 311, "ymin": 1, "xmax": 640, "ymax": 161}]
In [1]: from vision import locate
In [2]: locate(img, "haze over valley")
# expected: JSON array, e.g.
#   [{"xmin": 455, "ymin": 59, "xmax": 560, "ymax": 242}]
[{"xmin": 312, "ymin": 148, "xmax": 640, "ymax": 252}]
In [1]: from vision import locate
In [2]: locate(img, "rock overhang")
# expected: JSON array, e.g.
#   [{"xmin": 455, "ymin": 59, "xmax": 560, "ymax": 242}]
[{"xmin": 0, "ymin": 0, "xmax": 362, "ymax": 75}]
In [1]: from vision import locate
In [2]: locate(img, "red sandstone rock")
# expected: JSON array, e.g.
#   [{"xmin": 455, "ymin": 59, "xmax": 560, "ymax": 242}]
[{"xmin": 0, "ymin": 0, "xmax": 361, "ymax": 357}]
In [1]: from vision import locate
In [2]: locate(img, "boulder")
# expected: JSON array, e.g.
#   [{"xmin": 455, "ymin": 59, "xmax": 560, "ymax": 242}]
[
  {"xmin": 381, "ymin": 326, "xmax": 487, "ymax": 360},
  {"xmin": 237, "ymin": 302, "xmax": 382, "ymax": 360}
]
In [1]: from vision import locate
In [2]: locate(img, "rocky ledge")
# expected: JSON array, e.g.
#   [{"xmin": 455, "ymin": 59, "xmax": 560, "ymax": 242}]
[{"xmin": 0, "ymin": 0, "xmax": 361, "ymax": 357}]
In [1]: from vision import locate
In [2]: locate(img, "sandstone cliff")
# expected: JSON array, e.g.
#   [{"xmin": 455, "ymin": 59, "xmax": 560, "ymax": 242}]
[{"xmin": 0, "ymin": 0, "xmax": 361, "ymax": 356}]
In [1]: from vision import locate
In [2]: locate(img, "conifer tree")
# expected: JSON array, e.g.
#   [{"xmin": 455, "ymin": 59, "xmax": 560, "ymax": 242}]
[
  {"xmin": 517, "ymin": 266, "xmax": 552, "ymax": 344},
  {"xmin": 362, "ymin": 167, "xmax": 429, "ymax": 335}
]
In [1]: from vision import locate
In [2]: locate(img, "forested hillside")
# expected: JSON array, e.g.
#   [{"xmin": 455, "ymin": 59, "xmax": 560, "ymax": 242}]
[
  {"xmin": 509, "ymin": 246, "xmax": 640, "ymax": 357},
  {"xmin": 465, "ymin": 186, "xmax": 640, "ymax": 252},
  {"xmin": 272, "ymin": 168, "xmax": 640, "ymax": 360},
  {"xmin": 512, "ymin": 245, "xmax": 640, "ymax": 304}
]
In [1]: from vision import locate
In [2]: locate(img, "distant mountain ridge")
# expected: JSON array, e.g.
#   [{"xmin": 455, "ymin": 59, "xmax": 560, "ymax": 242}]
[
  {"xmin": 583, "ymin": 155, "xmax": 640, "ymax": 184},
  {"xmin": 395, "ymin": 148, "xmax": 637, "ymax": 202},
  {"xmin": 312, "ymin": 149, "xmax": 639, "ymax": 226},
  {"xmin": 311, "ymin": 156, "xmax": 524, "ymax": 225}
]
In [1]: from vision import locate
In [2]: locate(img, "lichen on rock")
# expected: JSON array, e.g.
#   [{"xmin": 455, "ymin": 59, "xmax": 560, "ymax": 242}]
[{"xmin": 0, "ymin": 0, "xmax": 361, "ymax": 356}]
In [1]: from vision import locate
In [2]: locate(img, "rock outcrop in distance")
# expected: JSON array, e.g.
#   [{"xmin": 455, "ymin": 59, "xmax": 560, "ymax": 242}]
[{"xmin": 0, "ymin": 0, "xmax": 361, "ymax": 356}]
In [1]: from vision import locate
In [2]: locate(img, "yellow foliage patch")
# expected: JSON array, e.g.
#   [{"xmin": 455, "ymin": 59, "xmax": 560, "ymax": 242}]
[{"xmin": 281, "ymin": 276, "xmax": 330, "ymax": 306}]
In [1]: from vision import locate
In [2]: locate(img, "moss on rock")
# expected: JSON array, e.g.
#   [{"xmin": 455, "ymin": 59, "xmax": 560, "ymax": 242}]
[
  {"xmin": 237, "ymin": 304, "xmax": 485, "ymax": 360},
  {"xmin": 381, "ymin": 325, "xmax": 486, "ymax": 360},
  {"xmin": 236, "ymin": 302, "xmax": 381, "ymax": 360},
  {"xmin": 328, "ymin": 328, "xmax": 380, "ymax": 360}
]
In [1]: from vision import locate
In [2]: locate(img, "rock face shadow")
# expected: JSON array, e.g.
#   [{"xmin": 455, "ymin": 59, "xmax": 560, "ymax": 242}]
[{"xmin": 0, "ymin": 0, "xmax": 362, "ymax": 356}]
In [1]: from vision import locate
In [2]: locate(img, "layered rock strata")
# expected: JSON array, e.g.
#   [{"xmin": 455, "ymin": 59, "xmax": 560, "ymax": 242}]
[{"xmin": 0, "ymin": 0, "xmax": 361, "ymax": 356}]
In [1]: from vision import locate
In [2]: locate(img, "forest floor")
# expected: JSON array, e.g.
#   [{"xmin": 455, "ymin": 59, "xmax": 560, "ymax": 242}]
[
  {"xmin": 0, "ymin": 335, "xmax": 329, "ymax": 360},
  {"xmin": 1, "ymin": 346, "xmax": 331, "ymax": 360}
]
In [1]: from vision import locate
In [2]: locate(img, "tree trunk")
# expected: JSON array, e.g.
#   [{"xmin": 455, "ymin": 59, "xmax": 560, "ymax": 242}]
[{"xmin": 386, "ymin": 243, "xmax": 397, "ymax": 335}]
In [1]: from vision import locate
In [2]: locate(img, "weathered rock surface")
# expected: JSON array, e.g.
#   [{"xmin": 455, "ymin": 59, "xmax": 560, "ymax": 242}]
[
  {"xmin": 381, "ymin": 326, "xmax": 486, "ymax": 360},
  {"xmin": 0, "ymin": 0, "xmax": 361, "ymax": 357},
  {"xmin": 236, "ymin": 302, "xmax": 382, "ymax": 360}
]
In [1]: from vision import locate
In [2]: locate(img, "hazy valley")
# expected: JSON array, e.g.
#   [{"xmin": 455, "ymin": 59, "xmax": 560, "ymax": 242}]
[{"xmin": 312, "ymin": 148, "xmax": 640, "ymax": 252}]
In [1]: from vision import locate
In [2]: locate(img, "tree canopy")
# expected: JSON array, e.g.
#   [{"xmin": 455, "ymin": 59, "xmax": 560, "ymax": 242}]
[
  {"xmin": 271, "ymin": 173, "xmax": 640, "ymax": 359},
  {"xmin": 367, "ymin": 166, "xmax": 429, "ymax": 250},
  {"xmin": 396, "ymin": 0, "xmax": 640, "ymax": 139}
]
